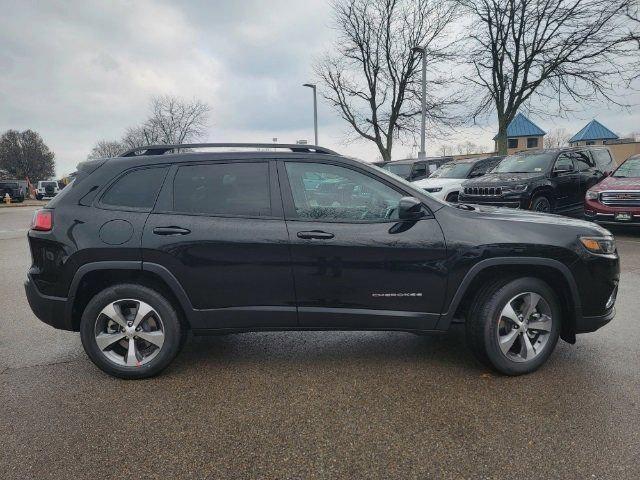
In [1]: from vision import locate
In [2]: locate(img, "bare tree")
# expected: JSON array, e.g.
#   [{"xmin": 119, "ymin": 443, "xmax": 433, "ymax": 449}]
[
  {"xmin": 122, "ymin": 95, "xmax": 210, "ymax": 149},
  {"xmin": 316, "ymin": 0, "xmax": 460, "ymax": 161},
  {"xmin": 87, "ymin": 140, "xmax": 124, "ymax": 160},
  {"xmin": 456, "ymin": 141, "xmax": 483, "ymax": 154},
  {"xmin": 0, "ymin": 129, "xmax": 55, "ymax": 182},
  {"xmin": 544, "ymin": 128, "xmax": 571, "ymax": 148},
  {"xmin": 439, "ymin": 144, "xmax": 454, "ymax": 156},
  {"xmin": 457, "ymin": 0, "xmax": 636, "ymax": 155}
]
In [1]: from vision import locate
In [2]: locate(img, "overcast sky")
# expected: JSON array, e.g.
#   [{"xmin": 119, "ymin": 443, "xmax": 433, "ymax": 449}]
[{"xmin": 1, "ymin": 0, "xmax": 639, "ymax": 177}]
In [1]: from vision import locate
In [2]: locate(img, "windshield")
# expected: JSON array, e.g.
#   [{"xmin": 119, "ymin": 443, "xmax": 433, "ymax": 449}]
[
  {"xmin": 383, "ymin": 163, "xmax": 412, "ymax": 178},
  {"xmin": 613, "ymin": 158, "xmax": 640, "ymax": 178},
  {"xmin": 41, "ymin": 181, "xmax": 57, "ymax": 187},
  {"xmin": 492, "ymin": 152, "xmax": 555, "ymax": 174},
  {"xmin": 430, "ymin": 162, "xmax": 473, "ymax": 179}
]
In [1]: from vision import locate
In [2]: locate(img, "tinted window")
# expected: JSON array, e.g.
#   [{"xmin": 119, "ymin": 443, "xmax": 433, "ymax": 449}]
[
  {"xmin": 554, "ymin": 154, "xmax": 574, "ymax": 171},
  {"xmin": 285, "ymin": 162, "xmax": 403, "ymax": 222},
  {"xmin": 384, "ymin": 163, "xmax": 412, "ymax": 179},
  {"xmin": 412, "ymin": 163, "xmax": 427, "ymax": 179},
  {"xmin": 573, "ymin": 151, "xmax": 594, "ymax": 171},
  {"xmin": 101, "ymin": 167, "xmax": 167, "ymax": 209},
  {"xmin": 173, "ymin": 162, "xmax": 270, "ymax": 217},
  {"xmin": 527, "ymin": 137, "xmax": 539, "ymax": 148}
]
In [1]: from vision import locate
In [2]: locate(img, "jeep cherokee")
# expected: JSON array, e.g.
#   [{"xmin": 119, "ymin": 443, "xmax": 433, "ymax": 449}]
[
  {"xmin": 24, "ymin": 143, "xmax": 620, "ymax": 379},
  {"xmin": 459, "ymin": 147, "xmax": 614, "ymax": 213}
]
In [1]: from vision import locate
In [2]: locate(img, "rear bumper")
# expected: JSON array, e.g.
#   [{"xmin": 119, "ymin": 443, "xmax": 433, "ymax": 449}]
[
  {"xmin": 24, "ymin": 277, "xmax": 72, "ymax": 330},
  {"xmin": 575, "ymin": 307, "xmax": 615, "ymax": 334}
]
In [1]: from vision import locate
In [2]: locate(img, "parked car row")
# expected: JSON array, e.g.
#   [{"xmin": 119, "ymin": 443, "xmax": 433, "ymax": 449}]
[{"xmin": 410, "ymin": 147, "xmax": 640, "ymax": 227}]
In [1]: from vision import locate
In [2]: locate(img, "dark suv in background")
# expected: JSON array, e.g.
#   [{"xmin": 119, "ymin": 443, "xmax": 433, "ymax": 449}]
[
  {"xmin": 459, "ymin": 147, "xmax": 614, "ymax": 213},
  {"xmin": 25, "ymin": 143, "xmax": 619, "ymax": 379},
  {"xmin": 0, "ymin": 181, "xmax": 25, "ymax": 202}
]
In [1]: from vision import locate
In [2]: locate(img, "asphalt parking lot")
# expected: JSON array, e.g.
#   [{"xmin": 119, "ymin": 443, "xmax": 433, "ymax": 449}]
[{"xmin": 1, "ymin": 206, "xmax": 639, "ymax": 479}]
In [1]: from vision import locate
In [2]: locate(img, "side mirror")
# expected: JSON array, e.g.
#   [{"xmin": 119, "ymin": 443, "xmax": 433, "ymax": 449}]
[
  {"xmin": 469, "ymin": 171, "xmax": 484, "ymax": 178},
  {"xmin": 398, "ymin": 196, "xmax": 425, "ymax": 220}
]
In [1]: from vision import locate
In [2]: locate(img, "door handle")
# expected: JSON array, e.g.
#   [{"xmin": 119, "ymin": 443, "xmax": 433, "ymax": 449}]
[
  {"xmin": 297, "ymin": 230, "xmax": 335, "ymax": 240},
  {"xmin": 153, "ymin": 226, "xmax": 191, "ymax": 236}
]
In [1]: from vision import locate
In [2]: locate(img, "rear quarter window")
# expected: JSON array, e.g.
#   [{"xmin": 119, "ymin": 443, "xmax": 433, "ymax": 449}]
[{"xmin": 100, "ymin": 167, "xmax": 168, "ymax": 210}]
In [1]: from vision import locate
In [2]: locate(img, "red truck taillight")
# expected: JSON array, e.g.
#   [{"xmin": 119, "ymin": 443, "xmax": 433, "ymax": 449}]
[{"xmin": 31, "ymin": 209, "xmax": 53, "ymax": 231}]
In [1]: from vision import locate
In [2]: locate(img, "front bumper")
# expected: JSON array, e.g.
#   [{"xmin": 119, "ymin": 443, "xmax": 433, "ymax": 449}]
[
  {"xmin": 24, "ymin": 277, "xmax": 72, "ymax": 330},
  {"xmin": 458, "ymin": 194, "xmax": 527, "ymax": 209},
  {"xmin": 584, "ymin": 209, "xmax": 640, "ymax": 226},
  {"xmin": 575, "ymin": 307, "xmax": 615, "ymax": 334}
]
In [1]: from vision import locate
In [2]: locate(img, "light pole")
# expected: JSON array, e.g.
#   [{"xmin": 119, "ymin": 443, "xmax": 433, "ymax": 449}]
[
  {"xmin": 303, "ymin": 83, "xmax": 318, "ymax": 145},
  {"xmin": 412, "ymin": 46, "xmax": 427, "ymax": 159}
]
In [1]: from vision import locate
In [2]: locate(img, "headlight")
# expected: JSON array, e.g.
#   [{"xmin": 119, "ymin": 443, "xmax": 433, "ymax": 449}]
[
  {"xmin": 424, "ymin": 187, "xmax": 442, "ymax": 193},
  {"xmin": 503, "ymin": 184, "xmax": 528, "ymax": 193},
  {"xmin": 586, "ymin": 190, "xmax": 599, "ymax": 200},
  {"xmin": 579, "ymin": 236, "xmax": 616, "ymax": 255}
]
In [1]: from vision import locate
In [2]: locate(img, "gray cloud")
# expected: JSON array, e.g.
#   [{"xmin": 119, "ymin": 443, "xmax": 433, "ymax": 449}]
[{"xmin": 0, "ymin": 0, "xmax": 638, "ymax": 175}]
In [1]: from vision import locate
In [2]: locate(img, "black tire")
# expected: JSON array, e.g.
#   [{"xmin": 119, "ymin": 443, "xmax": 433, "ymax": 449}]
[
  {"xmin": 80, "ymin": 284, "xmax": 185, "ymax": 379},
  {"xmin": 35, "ymin": 194, "xmax": 42, "ymax": 200},
  {"xmin": 445, "ymin": 192, "xmax": 459, "ymax": 203},
  {"xmin": 466, "ymin": 277, "xmax": 561, "ymax": 375},
  {"xmin": 530, "ymin": 195, "xmax": 552, "ymax": 213}
]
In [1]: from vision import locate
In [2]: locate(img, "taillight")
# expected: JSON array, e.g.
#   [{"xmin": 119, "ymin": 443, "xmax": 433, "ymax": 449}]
[{"xmin": 31, "ymin": 209, "xmax": 53, "ymax": 231}]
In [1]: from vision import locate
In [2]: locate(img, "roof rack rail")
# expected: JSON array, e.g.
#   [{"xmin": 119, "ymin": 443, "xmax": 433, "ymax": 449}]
[{"xmin": 119, "ymin": 143, "xmax": 339, "ymax": 157}]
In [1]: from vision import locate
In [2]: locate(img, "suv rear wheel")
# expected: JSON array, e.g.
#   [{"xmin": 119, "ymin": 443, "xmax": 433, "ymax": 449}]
[
  {"xmin": 80, "ymin": 284, "xmax": 184, "ymax": 379},
  {"xmin": 466, "ymin": 277, "xmax": 560, "ymax": 375}
]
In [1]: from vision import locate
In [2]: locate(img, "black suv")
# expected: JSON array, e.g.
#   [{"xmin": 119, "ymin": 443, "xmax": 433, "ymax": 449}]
[
  {"xmin": 0, "ymin": 181, "xmax": 25, "ymax": 202},
  {"xmin": 381, "ymin": 157, "xmax": 452, "ymax": 181},
  {"xmin": 459, "ymin": 147, "xmax": 615, "ymax": 213},
  {"xmin": 24, "ymin": 143, "xmax": 619, "ymax": 379}
]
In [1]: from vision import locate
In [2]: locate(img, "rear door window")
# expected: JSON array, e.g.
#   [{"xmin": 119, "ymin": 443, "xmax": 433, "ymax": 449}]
[
  {"xmin": 573, "ymin": 151, "xmax": 595, "ymax": 171},
  {"xmin": 101, "ymin": 167, "xmax": 167, "ymax": 210},
  {"xmin": 173, "ymin": 162, "xmax": 271, "ymax": 217}
]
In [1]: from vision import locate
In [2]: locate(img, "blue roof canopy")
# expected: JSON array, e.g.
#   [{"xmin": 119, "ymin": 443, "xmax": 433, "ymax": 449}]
[
  {"xmin": 569, "ymin": 120, "xmax": 619, "ymax": 143},
  {"xmin": 493, "ymin": 113, "xmax": 546, "ymax": 140}
]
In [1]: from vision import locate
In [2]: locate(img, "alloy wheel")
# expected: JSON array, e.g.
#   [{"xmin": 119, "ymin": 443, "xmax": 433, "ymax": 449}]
[
  {"xmin": 496, "ymin": 292, "xmax": 553, "ymax": 363},
  {"xmin": 534, "ymin": 198, "xmax": 551, "ymax": 212},
  {"xmin": 94, "ymin": 299, "xmax": 165, "ymax": 367}
]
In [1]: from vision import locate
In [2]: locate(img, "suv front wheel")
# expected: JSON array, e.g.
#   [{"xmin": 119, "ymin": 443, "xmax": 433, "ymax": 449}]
[
  {"xmin": 80, "ymin": 284, "xmax": 185, "ymax": 379},
  {"xmin": 466, "ymin": 277, "xmax": 560, "ymax": 375}
]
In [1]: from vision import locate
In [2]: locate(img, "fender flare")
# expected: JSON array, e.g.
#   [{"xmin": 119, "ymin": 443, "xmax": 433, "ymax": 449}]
[
  {"xmin": 65, "ymin": 261, "xmax": 195, "ymax": 328},
  {"xmin": 437, "ymin": 257, "xmax": 582, "ymax": 340},
  {"xmin": 529, "ymin": 185, "xmax": 555, "ymax": 208},
  {"xmin": 64, "ymin": 261, "xmax": 142, "ymax": 324}
]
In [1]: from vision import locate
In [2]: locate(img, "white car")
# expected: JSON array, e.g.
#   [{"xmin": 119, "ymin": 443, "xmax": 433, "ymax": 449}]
[
  {"xmin": 413, "ymin": 156, "xmax": 503, "ymax": 202},
  {"xmin": 35, "ymin": 180, "xmax": 59, "ymax": 200}
]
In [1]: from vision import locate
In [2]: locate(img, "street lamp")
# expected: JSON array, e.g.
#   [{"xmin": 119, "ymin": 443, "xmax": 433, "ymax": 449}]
[
  {"xmin": 412, "ymin": 46, "xmax": 427, "ymax": 159},
  {"xmin": 303, "ymin": 83, "xmax": 319, "ymax": 145}
]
